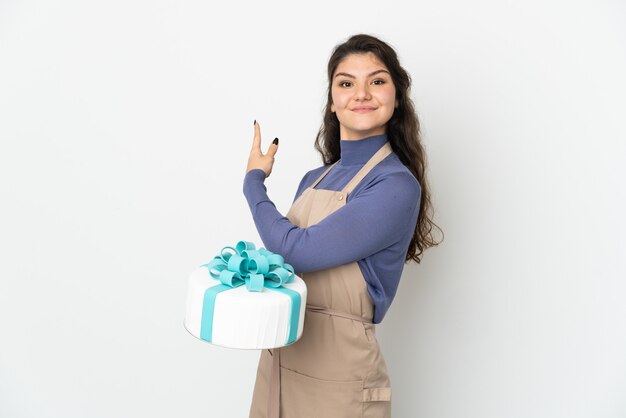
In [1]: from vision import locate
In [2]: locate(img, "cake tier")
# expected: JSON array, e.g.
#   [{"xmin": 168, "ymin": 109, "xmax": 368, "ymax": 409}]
[{"xmin": 184, "ymin": 266, "xmax": 307, "ymax": 349}]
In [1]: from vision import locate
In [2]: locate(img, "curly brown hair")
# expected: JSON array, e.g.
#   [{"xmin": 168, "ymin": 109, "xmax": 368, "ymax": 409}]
[{"xmin": 315, "ymin": 33, "xmax": 444, "ymax": 263}]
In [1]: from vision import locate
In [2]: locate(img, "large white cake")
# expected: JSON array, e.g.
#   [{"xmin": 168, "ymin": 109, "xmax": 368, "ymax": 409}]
[{"xmin": 184, "ymin": 244, "xmax": 307, "ymax": 350}]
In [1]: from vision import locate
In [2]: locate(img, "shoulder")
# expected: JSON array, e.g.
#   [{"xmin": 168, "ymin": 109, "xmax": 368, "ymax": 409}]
[
  {"xmin": 305, "ymin": 163, "xmax": 331, "ymax": 180},
  {"xmin": 347, "ymin": 153, "xmax": 421, "ymax": 220},
  {"xmin": 292, "ymin": 162, "xmax": 333, "ymax": 201},
  {"xmin": 361, "ymin": 153, "xmax": 421, "ymax": 196},
  {"xmin": 298, "ymin": 163, "xmax": 333, "ymax": 188}
]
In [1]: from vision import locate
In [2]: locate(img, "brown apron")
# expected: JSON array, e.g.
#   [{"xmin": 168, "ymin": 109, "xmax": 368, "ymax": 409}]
[{"xmin": 249, "ymin": 142, "xmax": 393, "ymax": 418}]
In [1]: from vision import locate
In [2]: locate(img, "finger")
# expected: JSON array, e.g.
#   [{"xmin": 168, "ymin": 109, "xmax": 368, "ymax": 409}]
[
  {"xmin": 266, "ymin": 137, "xmax": 279, "ymax": 158},
  {"xmin": 252, "ymin": 120, "xmax": 262, "ymax": 152}
]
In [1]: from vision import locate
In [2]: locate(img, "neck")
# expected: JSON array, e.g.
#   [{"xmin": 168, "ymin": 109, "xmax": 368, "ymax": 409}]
[{"xmin": 339, "ymin": 133, "xmax": 388, "ymax": 166}]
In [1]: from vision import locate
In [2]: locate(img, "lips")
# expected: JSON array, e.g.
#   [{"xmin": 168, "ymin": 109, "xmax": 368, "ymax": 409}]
[{"xmin": 351, "ymin": 106, "xmax": 377, "ymax": 113}]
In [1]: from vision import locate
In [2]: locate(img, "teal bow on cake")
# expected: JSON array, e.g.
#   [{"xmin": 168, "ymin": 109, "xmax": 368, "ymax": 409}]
[
  {"xmin": 197, "ymin": 240, "xmax": 302, "ymax": 345},
  {"xmin": 201, "ymin": 240, "xmax": 295, "ymax": 292}
]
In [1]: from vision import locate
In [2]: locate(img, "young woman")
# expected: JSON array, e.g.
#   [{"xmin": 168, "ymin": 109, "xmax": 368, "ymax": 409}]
[{"xmin": 244, "ymin": 33, "xmax": 442, "ymax": 418}]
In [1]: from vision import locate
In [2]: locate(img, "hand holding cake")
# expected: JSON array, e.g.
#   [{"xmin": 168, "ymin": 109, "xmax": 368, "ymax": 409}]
[{"xmin": 246, "ymin": 120, "xmax": 279, "ymax": 177}]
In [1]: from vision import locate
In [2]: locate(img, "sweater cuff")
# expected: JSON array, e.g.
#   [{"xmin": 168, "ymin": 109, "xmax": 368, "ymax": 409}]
[{"xmin": 243, "ymin": 169, "xmax": 268, "ymax": 203}]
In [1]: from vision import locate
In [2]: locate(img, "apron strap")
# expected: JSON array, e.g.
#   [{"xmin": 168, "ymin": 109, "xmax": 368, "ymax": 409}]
[
  {"xmin": 266, "ymin": 304, "xmax": 374, "ymax": 418},
  {"xmin": 341, "ymin": 142, "xmax": 393, "ymax": 196},
  {"xmin": 310, "ymin": 161, "xmax": 339, "ymax": 189}
]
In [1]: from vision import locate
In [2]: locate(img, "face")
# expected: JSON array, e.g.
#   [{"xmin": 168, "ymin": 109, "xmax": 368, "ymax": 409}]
[{"xmin": 330, "ymin": 52, "xmax": 398, "ymax": 140}]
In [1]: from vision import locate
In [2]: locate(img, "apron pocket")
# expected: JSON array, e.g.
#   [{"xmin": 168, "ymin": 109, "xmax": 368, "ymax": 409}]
[
  {"xmin": 280, "ymin": 366, "xmax": 363, "ymax": 418},
  {"xmin": 362, "ymin": 322, "xmax": 376, "ymax": 343},
  {"xmin": 362, "ymin": 387, "xmax": 392, "ymax": 418}
]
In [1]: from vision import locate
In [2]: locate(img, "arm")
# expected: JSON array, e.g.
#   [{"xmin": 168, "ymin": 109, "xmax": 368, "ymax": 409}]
[{"xmin": 243, "ymin": 168, "xmax": 421, "ymax": 273}]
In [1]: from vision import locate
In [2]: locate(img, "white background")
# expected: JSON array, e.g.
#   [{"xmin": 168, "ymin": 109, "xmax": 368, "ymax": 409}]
[{"xmin": 1, "ymin": 0, "xmax": 625, "ymax": 417}]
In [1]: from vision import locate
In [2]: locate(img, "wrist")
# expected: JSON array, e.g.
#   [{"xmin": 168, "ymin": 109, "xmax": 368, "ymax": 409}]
[{"xmin": 245, "ymin": 169, "xmax": 267, "ymax": 183}]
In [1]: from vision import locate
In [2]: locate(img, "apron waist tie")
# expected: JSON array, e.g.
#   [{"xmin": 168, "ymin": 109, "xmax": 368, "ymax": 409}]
[
  {"xmin": 267, "ymin": 304, "xmax": 374, "ymax": 418},
  {"xmin": 304, "ymin": 304, "xmax": 374, "ymax": 324}
]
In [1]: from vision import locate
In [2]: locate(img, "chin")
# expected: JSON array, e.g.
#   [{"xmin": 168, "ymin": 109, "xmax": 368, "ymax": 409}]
[
  {"xmin": 354, "ymin": 124, "xmax": 385, "ymax": 134},
  {"xmin": 344, "ymin": 130, "xmax": 385, "ymax": 140}
]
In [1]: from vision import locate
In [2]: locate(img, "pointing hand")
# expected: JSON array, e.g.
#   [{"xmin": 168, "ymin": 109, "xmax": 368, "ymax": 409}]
[{"xmin": 246, "ymin": 121, "xmax": 279, "ymax": 177}]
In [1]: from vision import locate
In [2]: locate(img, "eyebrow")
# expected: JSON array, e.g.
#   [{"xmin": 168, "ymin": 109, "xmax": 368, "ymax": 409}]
[{"xmin": 333, "ymin": 69, "xmax": 390, "ymax": 79}]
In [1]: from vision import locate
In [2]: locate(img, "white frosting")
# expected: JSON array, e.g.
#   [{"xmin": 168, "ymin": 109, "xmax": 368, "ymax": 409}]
[{"xmin": 184, "ymin": 267, "xmax": 307, "ymax": 349}]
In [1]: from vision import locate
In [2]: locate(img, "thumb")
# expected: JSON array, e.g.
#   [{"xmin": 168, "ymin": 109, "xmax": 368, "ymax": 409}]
[{"xmin": 267, "ymin": 137, "xmax": 279, "ymax": 158}]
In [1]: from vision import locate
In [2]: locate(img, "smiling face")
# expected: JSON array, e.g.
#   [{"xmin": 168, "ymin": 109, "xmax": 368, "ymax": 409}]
[{"xmin": 330, "ymin": 52, "xmax": 398, "ymax": 140}]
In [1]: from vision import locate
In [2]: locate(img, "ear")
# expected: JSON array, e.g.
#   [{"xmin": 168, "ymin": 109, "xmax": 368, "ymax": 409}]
[
  {"xmin": 395, "ymin": 99, "xmax": 399, "ymax": 108},
  {"xmin": 330, "ymin": 102, "xmax": 336, "ymax": 113}
]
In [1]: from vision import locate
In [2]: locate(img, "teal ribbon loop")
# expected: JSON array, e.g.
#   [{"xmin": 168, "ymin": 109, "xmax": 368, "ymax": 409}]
[{"xmin": 201, "ymin": 241, "xmax": 295, "ymax": 292}]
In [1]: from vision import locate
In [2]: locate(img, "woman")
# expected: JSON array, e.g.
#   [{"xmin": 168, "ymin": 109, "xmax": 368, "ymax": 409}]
[{"xmin": 244, "ymin": 34, "xmax": 442, "ymax": 418}]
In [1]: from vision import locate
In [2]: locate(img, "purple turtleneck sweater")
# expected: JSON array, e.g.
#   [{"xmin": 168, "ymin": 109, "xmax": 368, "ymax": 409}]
[{"xmin": 242, "ymin": 134, "xmax": 421, "ymax": 323}]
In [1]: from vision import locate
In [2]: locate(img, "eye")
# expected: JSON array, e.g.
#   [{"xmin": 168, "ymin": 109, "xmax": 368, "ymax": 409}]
[
  {"xmin": 338, "ymin": 81, "xmax": 353, "ymax": 88},
  {"xmin": 372, "ymin": 79, "xmax": 386, "ymax": 85}
]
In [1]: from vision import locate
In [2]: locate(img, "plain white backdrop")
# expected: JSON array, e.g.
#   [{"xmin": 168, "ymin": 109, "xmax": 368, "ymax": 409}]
[{"xmin": 1, "ymin": 0, "xmax": 625, "ymax": 417}]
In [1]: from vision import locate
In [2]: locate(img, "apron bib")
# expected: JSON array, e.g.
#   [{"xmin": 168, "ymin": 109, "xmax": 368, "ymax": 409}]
[{"xmin": 249, "ymin": 142, "xmax": 394, "ymax": 418}]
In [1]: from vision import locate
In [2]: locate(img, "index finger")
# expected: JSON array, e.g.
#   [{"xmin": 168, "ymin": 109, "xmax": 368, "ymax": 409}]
[{"xmin": 252, "ymin": 120, "xmax": 262, "ymax": 152}]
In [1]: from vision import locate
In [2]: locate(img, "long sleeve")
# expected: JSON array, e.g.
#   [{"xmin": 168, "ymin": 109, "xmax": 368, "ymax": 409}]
[{"xmin": 242, "ymin": 167, "xmax": 421, "ymax": 274}]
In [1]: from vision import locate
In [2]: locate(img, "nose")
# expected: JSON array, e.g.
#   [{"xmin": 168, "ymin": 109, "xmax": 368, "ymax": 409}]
[{"xmin": 353, "ymin": 83, "xmax": 371, "ymax": 101}]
